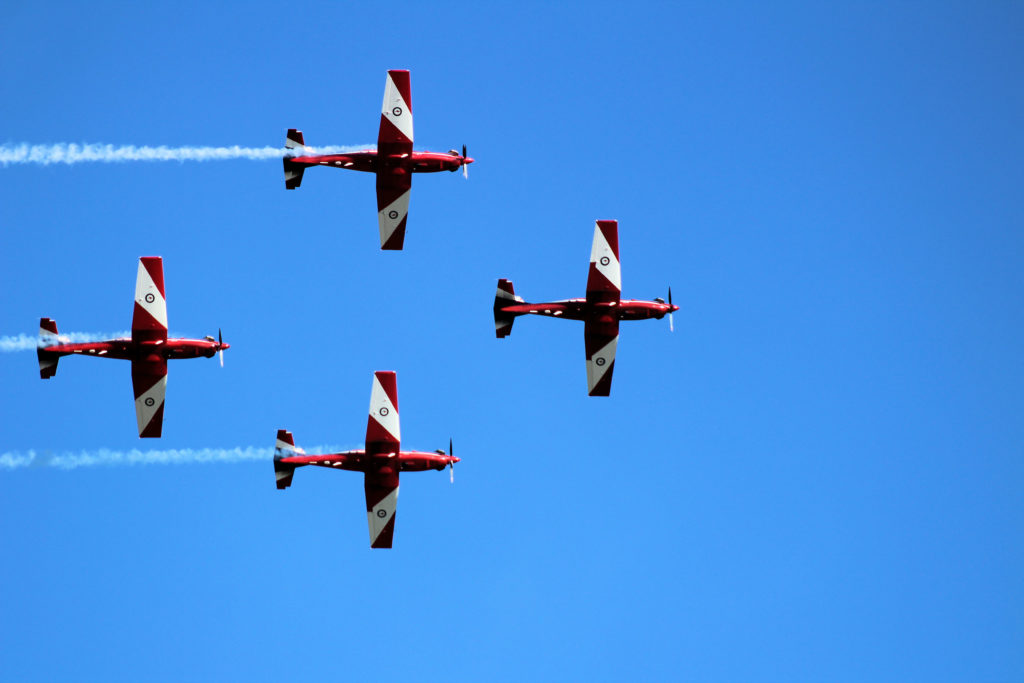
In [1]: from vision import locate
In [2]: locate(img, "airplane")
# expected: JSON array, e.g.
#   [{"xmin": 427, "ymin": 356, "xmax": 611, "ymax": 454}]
[
  {"xmin": 36, "ymin": 256, "xmax": 229, "ymax": 438},
  {"xmin": 282, "ymin": 69, "xmax": 474, "ymax": 250},
  {"xmin": 273, "ymin": 371, "xmax": 459, "ymax": 549},
  {"xmin": 493, "ymin": 220, "xmax": 679, "ymax": 396}
]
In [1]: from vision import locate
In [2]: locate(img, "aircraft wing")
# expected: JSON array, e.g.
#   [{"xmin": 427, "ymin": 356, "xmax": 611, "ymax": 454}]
[
  {"xmin": 584, "ymin": 319, "xmax": 619, "ymax": 396},
  {"xmin": 377, "ymin": 69, "xmax": 413, "ymax": 158},
  {"xmin": 364, "ymin": 371, "xmax": 401, "ymax": 547},
  {"xmin": 132, "ymin": 256, "xmax": 168, "ymax": 343},
  {"xmin": 132, "ymin": 358, "xmax": 167, "ymax": 437},
  {"xmin": 364, "ymin": 469, "xmax": 399, "ymax": 548},
  {"xmin": 366, "ymin": 371, "xmax": 401, "ymax": 450},
  {"xmin": 586, "ymin": 220, "xmax": 622, "ymax": 305},
  {"xmin": 376, "ymin": 172, "xmax": 411, "ymax": 250}
]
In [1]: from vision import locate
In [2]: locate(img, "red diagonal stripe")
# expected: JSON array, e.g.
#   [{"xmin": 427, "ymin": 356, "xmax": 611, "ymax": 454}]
[
  {"xmin": 386, "ymin": 70, "xmax": 412, "ymax": 112},
  {"xmin": 140, "ymin": 256, "xmax": 165, "ymax": 298},
  {"xmin": 596, "ymin": 220, "xmax": 619, "ymax": 261}
]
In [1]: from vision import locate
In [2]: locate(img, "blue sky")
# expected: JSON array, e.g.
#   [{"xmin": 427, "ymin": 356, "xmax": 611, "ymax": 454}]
[{"xmin": 2, "ymin": 2, "xmax": 1023, "ymax": 680}]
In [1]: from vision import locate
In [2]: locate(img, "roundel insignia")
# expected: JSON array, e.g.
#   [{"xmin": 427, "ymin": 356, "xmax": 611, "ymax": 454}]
[
  {"xmin": 376, "ymin": 509, "xmax": 387, "ymax": 518},
  {"xmin": 595, "ymin": 357, "xmax": 606, "ymax": 367},
  {"xmin": 392, "ymin": 106, "xmax": 403, "ymax": 117},
  {"xmin": 379, "ymin": 407, "xmax": 389, "ymax": 417},
  {"xmin": 600, "ymin": 256, "xmax": 611, "ymax": 266},
  {"xmin": 144, "ymin": 293, "xmax": 156, "ymax": 304},
  {"xmin": 144, "ymin": 397, "xmax": 155, "ymax": 407},
  {"xmin": 388, "ymin": 210, "xmax": 399, "ymax": 220}
]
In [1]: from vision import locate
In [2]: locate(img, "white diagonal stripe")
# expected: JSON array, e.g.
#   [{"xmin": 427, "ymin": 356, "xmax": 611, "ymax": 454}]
[
  {"xmin": 135, "ymin": 260, "xmax": 167, "ymax": 330},
  {"xmin": 586, "ymin": 335, "xmax": 618, "ymax": 394},
  {"xmin": 377, "ymin": 188, "xmax": 410, "ymax": 248},
  {"xmin": 381, "ymin": 73, "xmax": 414, "ymax": 142},
  {"xmin": 367, "ymin": 486, "xmax": 399, "ymax": 545}
]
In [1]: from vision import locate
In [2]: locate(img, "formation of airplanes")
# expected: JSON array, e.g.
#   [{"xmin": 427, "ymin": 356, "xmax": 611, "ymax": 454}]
[{"xmin": 31, "ymin": 69, "xmax": 677, "ymax": 548}]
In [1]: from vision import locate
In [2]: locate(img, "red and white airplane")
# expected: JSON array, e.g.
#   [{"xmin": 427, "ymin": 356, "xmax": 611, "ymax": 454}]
[
  {"xmin": 493, "ymin": 220, "xmax": 679, "ymax": 396},
  {"xmin": 283, "ymin": 69, "xmax": 474, "ymax": 250},
  {"xmin": 36, "ymin": 257, "xmax": 229, "ymax": 437},
  {"xmin": 273, "ymin": 371, "xmax": 458, "ymax": 549}
]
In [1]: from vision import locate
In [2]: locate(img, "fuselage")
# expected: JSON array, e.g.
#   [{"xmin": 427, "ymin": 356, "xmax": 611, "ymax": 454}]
[
  {"xmin": 500, "ymin": 298, "xmax": 678, "ymax": 323},
  {"xmin": 287, "ymin": 149, "xmax": 472, "ymax": 175},
  {"xmin": 279, "ymin": 450, "xmax": 458, "ymax": 475},
  {"xmin": 40, "ymin": 337, "xmax": 228, "ymax": 362}
]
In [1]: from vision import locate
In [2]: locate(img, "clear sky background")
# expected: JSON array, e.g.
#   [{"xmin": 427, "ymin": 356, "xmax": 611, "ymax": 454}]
[{"xmin": 2, "ymin": 2, "xmax": 1022, "ymax": 681}]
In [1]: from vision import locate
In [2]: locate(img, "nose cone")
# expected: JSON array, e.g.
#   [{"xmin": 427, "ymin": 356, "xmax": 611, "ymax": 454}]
[
  {"xmin": 220, "ymin": 342, "xmax": 231, "ymax": 350},
  {"xmin": 671, "ymin": 304, "xmax": 679, "ymax": 313},
  {"xmin": 452, "ymin": 456, "xmax": 461, "ymax": 464},
  {"xmin": 464, "ymin": 157, "xmax": 475, "ymax": 165}
]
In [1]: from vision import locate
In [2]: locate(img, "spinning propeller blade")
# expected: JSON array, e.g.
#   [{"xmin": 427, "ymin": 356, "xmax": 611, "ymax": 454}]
[
  {"xmin": 668, "ymin": 288, "xmax": 674, "ymax": 332},
  {"xmin": 218, "ymin": 328, "xmax": 225, "ymax": 367},
  {"xmin": 449, "ymin": 437, "xmax": 454, "ymax": 483},
  {"xmin": 462, "ymin": 145, "xmax": 468, "ymax": 179}
]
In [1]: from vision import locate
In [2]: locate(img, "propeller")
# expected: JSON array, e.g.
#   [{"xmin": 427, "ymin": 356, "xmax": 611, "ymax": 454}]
[
  {"xmin": 218, "ymin": 328, "xmax": 225, "ymax": 367},
  {"xmin": 668, "ymin": 288, "xmax": 674, "ymax": 332},
  {"xmin": 462, "ymin": 144, "xmax": 469, "ymax": 179},
  {"xmin": 449, "ymin": 437, "xmax": 455, "ymax": 483}
]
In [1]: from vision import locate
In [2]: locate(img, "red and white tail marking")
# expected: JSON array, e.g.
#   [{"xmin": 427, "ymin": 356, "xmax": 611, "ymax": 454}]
[
  {"xmin": 365, "ymin": 371, "xmax": 401, "ymax": 449},
  {"xmin": 275, "ymin": 429, "xmax": 304, "ymax": 457},
  {"xmin": 586, "ymin": 220, "xmax": 622, "ymax": 303},
  {"xmin": 285, "ymin": 129, "xmax": 307, "ymax": 153},
  {"xmin": 379, "ymin": 70, "xmax": 413, "ymax": 146},
  {"xmin": 132, "ymin": 257, "xmax": 168, "ymax": 342},
  {"xmin": 496, "ymin": 278, "xmax": 522, "ymax": 304}
]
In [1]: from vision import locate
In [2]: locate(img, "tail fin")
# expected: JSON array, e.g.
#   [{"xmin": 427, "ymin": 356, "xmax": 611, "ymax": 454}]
[
  {"xmin": 283, "ymin": 129, "xmax": 308, "ymax": 190},
  {"xmin": 494, "ymin": 279, "xmax": 525, "ymax": 338},
  {"xmin": 273, "ymin": 429, "xmax": 304, "ymax": 489},
  {"xmin": 38, "ymin": 317, "xmax": 60, "ymax": 379}
]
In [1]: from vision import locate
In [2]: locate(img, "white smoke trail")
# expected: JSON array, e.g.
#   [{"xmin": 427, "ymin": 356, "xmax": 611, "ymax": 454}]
[
  {"xmin": 0, "ymin": 142, "xmax": 373, "ymax": 166},
  {"xmin": 0, "ymin": 446, "xmax": 352, "ymax": 473},
  {"xmin": 1, "ymin": 331, "xmax": 132, "ymax": 351},
  {"xmin": 0, "ymin": 445, "xmax": 348, "ymax": 470},
  {"xmin": 0, "ymin": 447, "xmax": 267, "ymax": 470}
]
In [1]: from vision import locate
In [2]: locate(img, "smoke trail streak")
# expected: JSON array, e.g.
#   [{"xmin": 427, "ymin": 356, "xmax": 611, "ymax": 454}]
[
  {"xmin": 0, "ymin": 445, "xmax": 348, "ymax": 470},
  {"xmin": 1, "ymin": 331, "xmax": 132, "ymax": 351},
  {"xmin": 0, "ymin": 143, "xmax": 373, "ymax": 166}
]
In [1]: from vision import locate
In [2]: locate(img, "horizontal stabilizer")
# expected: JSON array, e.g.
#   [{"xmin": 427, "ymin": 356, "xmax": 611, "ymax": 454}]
[
  {"xmin": 284, "ymin": 129, "xmax": 307, "ymax": 189},
  {"xmin": 37, "ymin": 317, "xmax": 60, "ymax": 379},
  {"xmin": 274, "ymin": 429, "xmax": 304, "ymax": 489},
  {"xmin": 494, "ymin": 279, "xmax": 525, "ymax": 338}
]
